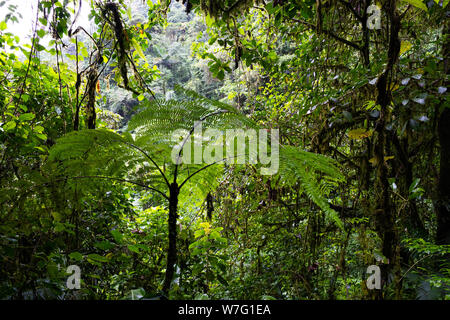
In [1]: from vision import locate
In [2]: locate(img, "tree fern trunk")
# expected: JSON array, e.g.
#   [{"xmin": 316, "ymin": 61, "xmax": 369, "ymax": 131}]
[
  {"xmin": 162, "ymin": 182, "xmax": 179, "ymax": 296},
  {"xmin": 86, "ymin": 67, "xmax": 97, "ymax": 130}
]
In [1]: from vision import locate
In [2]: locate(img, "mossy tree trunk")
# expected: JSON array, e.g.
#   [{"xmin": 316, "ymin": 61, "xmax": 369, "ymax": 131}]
[{"xmin": 373, "ymin": 0, "xmax": 401, "ymax": 298}]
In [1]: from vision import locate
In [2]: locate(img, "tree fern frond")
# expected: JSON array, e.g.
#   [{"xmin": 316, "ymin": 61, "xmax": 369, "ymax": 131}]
[{"xmin": 278, "ymin": 145, "xmax": 344, "ymax": 228}]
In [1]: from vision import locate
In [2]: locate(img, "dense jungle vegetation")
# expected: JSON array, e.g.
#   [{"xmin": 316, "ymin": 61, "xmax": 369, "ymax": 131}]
[{"xmin": 0, "ymin": 0, "xmax": 449, "ymax": 300}]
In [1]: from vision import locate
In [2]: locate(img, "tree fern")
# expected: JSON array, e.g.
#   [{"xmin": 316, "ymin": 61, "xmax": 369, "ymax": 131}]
[
  {"xmin": 47, "ymin": 89, "xmax": 347, "ymax": 294},
  {"xmin": 48, "ymin": 90, "xmax": 345, "ymax": 227}
]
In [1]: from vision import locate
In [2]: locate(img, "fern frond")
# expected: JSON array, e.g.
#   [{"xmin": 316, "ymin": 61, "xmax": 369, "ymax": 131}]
[{"xmin": 278, "ymin": 145, "xmax": 344, "ymax": 229}]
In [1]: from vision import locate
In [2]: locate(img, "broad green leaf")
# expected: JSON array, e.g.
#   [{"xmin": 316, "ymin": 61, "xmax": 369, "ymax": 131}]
[
  {"xmin": 69, "ymin": 252, "xmax": 83, "ymax": 261},
  {"xmin": 19, "ymin": 113, "xmax": 35, "ymax": 121},
  {"xmin": 34, "ymin": 146, "xmax": 47, "ymax": 153},
  {"xmin": 402, "ymin": 0, "xmax": 428, "ymax": 11},
  {"xmin": 35, "ymin": 133, "xmax": 47, "ymax": 140},
  {"xmin": 51, "ymin": 211, "xmax": 62, "ymax": 221},
  {"xmin": 205, "ymin": 14, "xmax": 214, "ymax": 27},
  {"xmin": 34, "ymin": 125, "xmax": 44, "ymax": 133},
  {"xmin": 94, "ymin": 240, "xmax": 115, "ymax": 251},
  {"xmin": 131, "ymin": 38, "xmax": 148, "ymax": 63},
  {"xmin": 3, "ymin": 121, "xmax": 16, "ymax": 131},
  {"xmin": 111, "ymin": 229, "xmax": 123, "ymax": 244},
  {"xmin": 35, "ymin": 44, "xmax": 46, "ymax": 52},
  {"xmin": 217, "ymin": 69, "xmax": 225, "ymax": 81},
  {"xmin": 81, "ymin": 47, "xmax": 89, "ymax": 58},
  {"xmin": 87, "ymin": 253, "xmax": 109, "ymax": 263},
  {"xmin": 37, "ymin": 29, "xmax": 46, "ymax": 38},
  {"xmin": 127, "ymin": 244, "xmax": 140, "ymax": 253},
  {"xmin": 54, "ymin": 222, "xmax": 65, "ymax": 232}
]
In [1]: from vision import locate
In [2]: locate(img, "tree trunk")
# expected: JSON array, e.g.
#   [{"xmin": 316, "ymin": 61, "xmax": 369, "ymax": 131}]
[
  {"xmin": 85, "ymin": 67, "xmax": 97, "ymax": 130},
  {"xmin": 373, "ymin": 0, "xmax": 401, "ymax": 297},
  {"xmin": 162, "ymin": 182, "xmax": 179, "ymax": 296},
  {"xmin": 437, "ymin": 20, "xmax": 450, "ymax": 246},
  {"xmin": 437, "ymin": 107, "xmax": 450, "ymax": 245}
]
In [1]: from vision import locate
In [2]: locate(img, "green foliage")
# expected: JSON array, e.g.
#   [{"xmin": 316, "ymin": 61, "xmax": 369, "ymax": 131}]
[
  {"xmin": 278, "ymin": 146, "xmax": 345, "ymax": 228},
  {"xmin": 188, "ymin": 222, "xmax": 229, "ymax": 288},
  {"xmin": 1, "ymin": 0, "xmax": 449, "ymax": 301},
  {"xmin": 48, "ymin": 89, "xmax": 252, "ymax": 199},
  {"xmin": 49, "ymin": 85, "xmax": 345, "ymax": 226}
]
